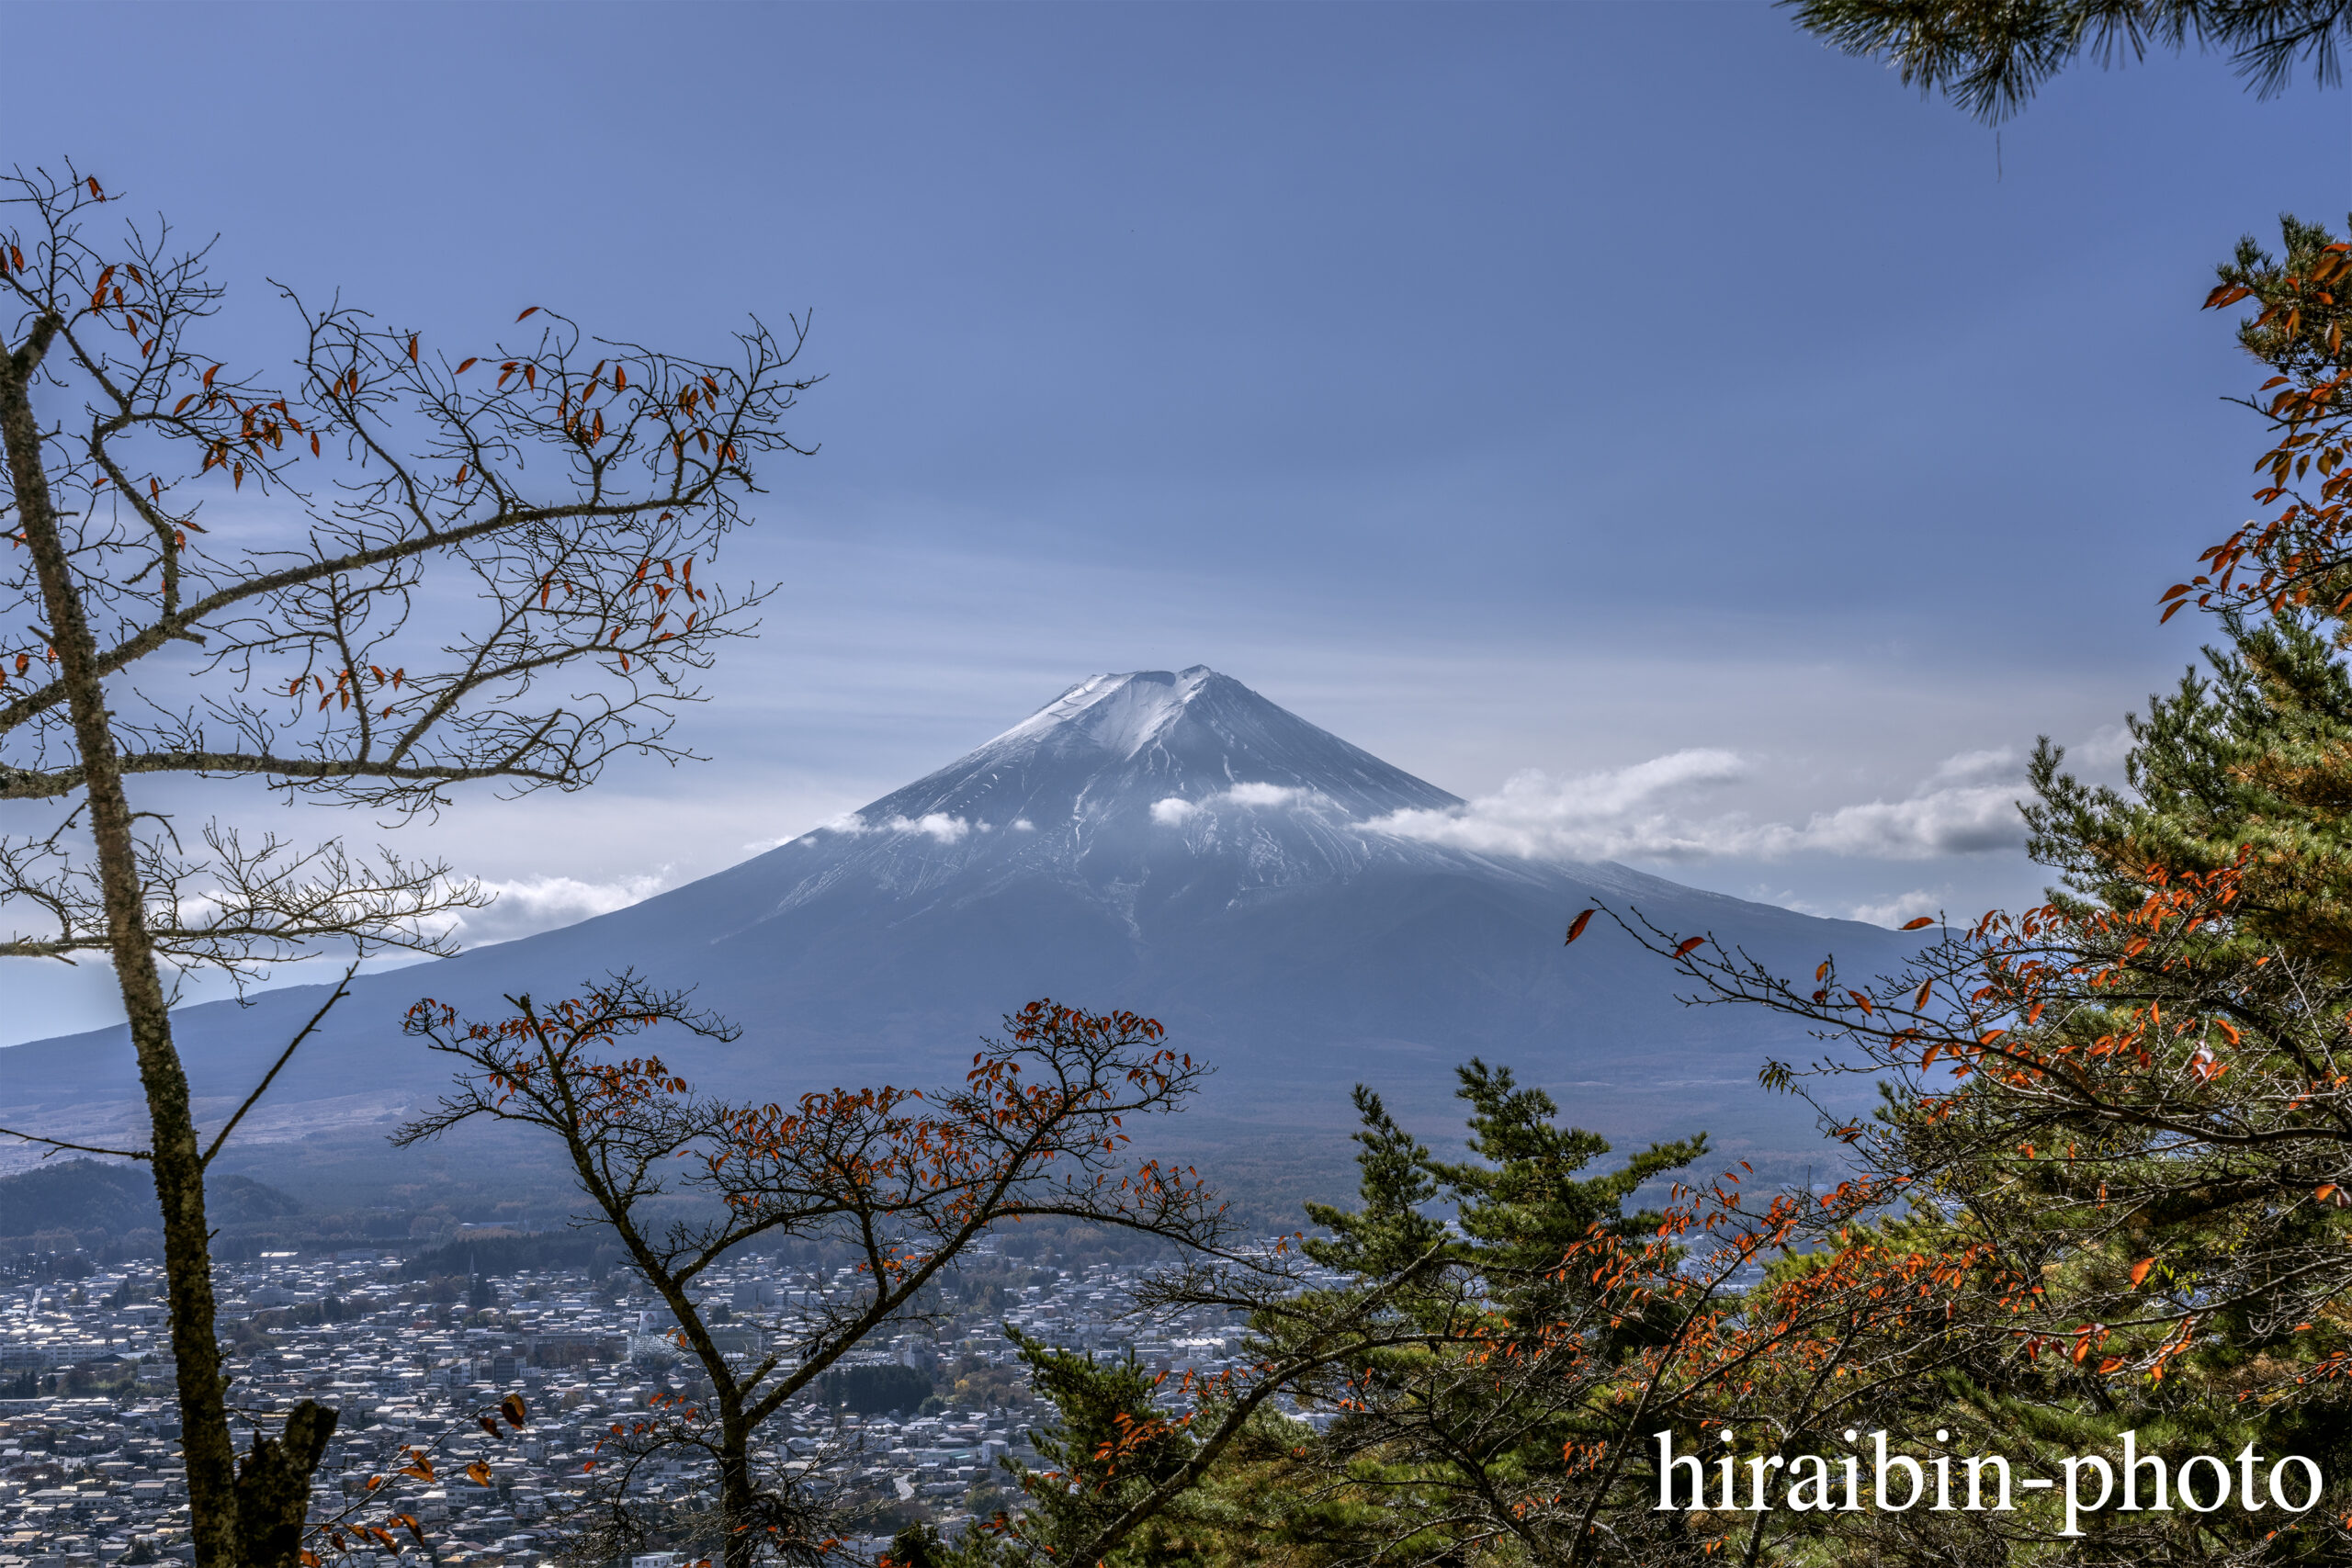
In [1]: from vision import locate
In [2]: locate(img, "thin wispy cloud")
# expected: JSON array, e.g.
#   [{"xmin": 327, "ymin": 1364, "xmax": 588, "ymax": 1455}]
[
  {"xmin": 1153, "ymin": 782, "xmax": 1325, "ymax": 825},
  {"xmin": 876, "ymin": 812, "xmax": 976, "ymax": 843},
  {"xmin": 780, "ymin": 811, "xmax": 983, "ymax": 845}
]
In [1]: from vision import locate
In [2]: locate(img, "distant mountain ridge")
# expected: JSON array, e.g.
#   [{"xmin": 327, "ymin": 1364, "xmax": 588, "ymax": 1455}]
[
  {"xmin": 0, "ymin": 668, "xmax": 1908, "ymax": 1185},
  {"xmin": 0, "ymin": 1158, "xmax": 299, "ymax": 1241}
]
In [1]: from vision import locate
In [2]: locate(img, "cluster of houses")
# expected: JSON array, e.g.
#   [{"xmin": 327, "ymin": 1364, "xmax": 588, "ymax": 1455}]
[{"xmin": 0, "ymin": 1241, "xmax": 1263, "ymax": 1567}]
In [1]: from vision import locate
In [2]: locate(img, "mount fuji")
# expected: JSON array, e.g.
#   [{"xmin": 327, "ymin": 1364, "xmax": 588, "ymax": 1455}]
[{"xmin": 0, "ymin": 667, "xmax": 1910, "ymax": 1184}]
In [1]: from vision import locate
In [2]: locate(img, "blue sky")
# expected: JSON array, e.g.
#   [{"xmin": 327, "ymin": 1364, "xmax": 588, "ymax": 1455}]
[{"xmin": 5, "ymin": 1, "xmax": 2347, "ymax": 1040}]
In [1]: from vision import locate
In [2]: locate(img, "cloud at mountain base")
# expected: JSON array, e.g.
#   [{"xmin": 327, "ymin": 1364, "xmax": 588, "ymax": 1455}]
[
  {"xmin": 1845, "ymin": 889, "xmax": 1950, "ymax": 926},
  {"xmin": 451, "ymin": 873, "xmax": 673, "ymax": 948}
]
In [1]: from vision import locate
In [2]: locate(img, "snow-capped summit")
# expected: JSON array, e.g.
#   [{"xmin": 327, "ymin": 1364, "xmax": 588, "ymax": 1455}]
[
  {"xmin": 767, "ymin": 666, "xmax": 1487, "ymax": 925},
  {"xmin": 988, "ymin": 666, "xmax": 1230, "ymax": 762},
  {"xmin": 840, "ymin": 665, "xmax": 1456, "ymax": 832}
]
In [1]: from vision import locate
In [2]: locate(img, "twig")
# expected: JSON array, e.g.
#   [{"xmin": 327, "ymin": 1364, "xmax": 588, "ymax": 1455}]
[
  {"xmin": 201, "ymin": 962, "xmax": 357, "ymax": 1168},
  {"xmin": 0, "ymin": 1125, "xmax": 150, "ymax": 1160}
]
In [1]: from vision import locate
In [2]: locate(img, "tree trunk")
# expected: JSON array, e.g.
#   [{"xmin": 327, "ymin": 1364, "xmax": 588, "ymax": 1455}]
[
  {"xmin": 718, "ymin": 1395, "xmax": 757, "ymax": 1568},
  {"xmin": 2, "ymin": 319, "xmax": 244, "ymax": 1565},
  {"xmin": 236, "ymin": 1401, "xmax": 340, "ymax": 1568}
]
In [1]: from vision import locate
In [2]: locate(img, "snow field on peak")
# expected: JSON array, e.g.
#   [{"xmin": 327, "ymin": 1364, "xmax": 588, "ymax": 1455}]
[{"xmin": 978, "ymin": 668, "xmax": 1220, "ymax": 762}]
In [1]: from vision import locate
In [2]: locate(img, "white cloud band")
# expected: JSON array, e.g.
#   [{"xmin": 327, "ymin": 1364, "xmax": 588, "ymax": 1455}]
[{"xmin": 1362, "ymin": 749, "xmax": 2029, "ymax": 863}]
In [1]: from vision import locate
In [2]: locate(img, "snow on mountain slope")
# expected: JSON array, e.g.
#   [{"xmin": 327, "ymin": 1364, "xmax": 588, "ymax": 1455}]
[{"xmin": 0, "ymin": 668, "xmax": 1906, "ymax": 1173}]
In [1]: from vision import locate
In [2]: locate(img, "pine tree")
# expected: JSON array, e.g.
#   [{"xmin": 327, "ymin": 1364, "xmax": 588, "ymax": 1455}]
[
  {"xmin": 1592, "ymin": 214, "xmax": 2352, "ymax": 1561},
  {"xmin": 1787, "ymin": 0, "xmax": 2351, "ymax": 122}
]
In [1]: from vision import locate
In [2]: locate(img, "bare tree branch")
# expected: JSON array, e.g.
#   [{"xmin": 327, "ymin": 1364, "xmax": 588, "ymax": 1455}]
[
  {"xmin": 200, "ymin": 960, "xmax": 356, "ymax": 1167},
  {"xmin": 0, "ymin": 160, "xmax": 817, "ymax": 1568},
  {"xmin": 0, "ymin": 1124, "xmax": 150, "ymax": 1160}
]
